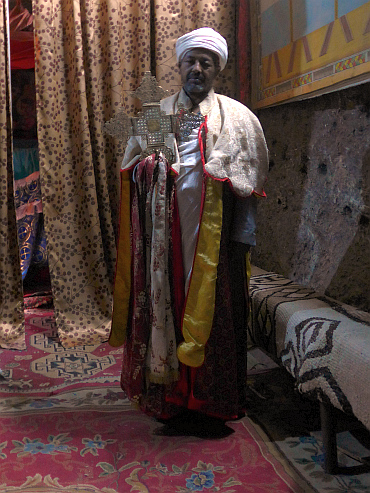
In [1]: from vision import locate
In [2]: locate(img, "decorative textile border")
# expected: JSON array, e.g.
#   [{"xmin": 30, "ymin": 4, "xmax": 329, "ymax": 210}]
[{"xmin": 250, "ymin": 0, "xmax": 370, "ymax": 108}]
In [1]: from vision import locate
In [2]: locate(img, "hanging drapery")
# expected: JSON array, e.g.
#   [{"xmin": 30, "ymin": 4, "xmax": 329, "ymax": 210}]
[
  {"xmin": 0, "ymin": 2, "xmax": 25, "ymax": 350},
  {"xmin": 1, "ymin": 0, "xmax": 240, "ymax": 349},
  {"xmin": 31, "ymin": 0, "xmax": 238, "ymax": 348},
  {"xmin": 32, "ymin": 0, "xmax": 151, "ymax": 347},
  {"xmin": 153, "ymin": 0, "xmax": 237, "ymax": 97}
]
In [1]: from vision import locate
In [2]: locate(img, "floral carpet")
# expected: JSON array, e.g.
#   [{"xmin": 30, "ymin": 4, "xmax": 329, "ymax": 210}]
[
  {"xmin": 0, "ymin": 309, "xmax": 370, "ymax": 492},
  {"xmin": 0, "ymin": 401, "xmax": 312, "ymax": 493}
]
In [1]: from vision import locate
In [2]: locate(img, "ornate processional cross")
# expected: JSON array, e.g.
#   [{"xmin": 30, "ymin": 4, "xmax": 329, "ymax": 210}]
[{"xmin": 104, "ymin": 72, "xmax": 204, "ymax": 165}]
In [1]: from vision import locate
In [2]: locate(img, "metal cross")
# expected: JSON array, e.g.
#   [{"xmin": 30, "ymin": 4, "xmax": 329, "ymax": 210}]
[
  {"xmin": 104, "ymin": 72, "xmax": 205, "ymax": 164},
  {"xmin": 104, "ymin": 72, "xmax": 176, "ymax": 164}
]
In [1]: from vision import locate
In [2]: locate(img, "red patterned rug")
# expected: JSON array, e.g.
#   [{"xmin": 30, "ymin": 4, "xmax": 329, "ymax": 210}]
[
  {"xmin": 1, "ymin": 309, "xmax": 369, "ymax": 492},
  {"xmin": 0, "ymin": 309, "xmax": 122, "ymax": 397},
  {"xmin": 0, "ymin": 403, "xmax": 311, "ymax": 493},
  {"xmin": 0, "ymin": 309, "xmax": 309, "ymax": 492}
]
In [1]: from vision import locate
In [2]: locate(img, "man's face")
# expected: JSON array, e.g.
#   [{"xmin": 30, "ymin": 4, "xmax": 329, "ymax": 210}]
[{"xmin": 179, "ymin": 48, "xmax": 220, "ymax": 101}]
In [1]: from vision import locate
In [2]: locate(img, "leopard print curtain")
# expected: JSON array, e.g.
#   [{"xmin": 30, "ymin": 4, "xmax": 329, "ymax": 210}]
[
  {"xmin": 1, "ymin": 0, "xmax": 237, "ymax": 348},
  {"xmin": 0, "ymin": 1, "xmax": 25, "ymax": 349}
]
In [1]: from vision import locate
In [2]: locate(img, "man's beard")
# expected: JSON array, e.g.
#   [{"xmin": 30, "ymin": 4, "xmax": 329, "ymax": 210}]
[{"xmin": 185, "ymin": 76, "xmax": 206, "ymax": 93}]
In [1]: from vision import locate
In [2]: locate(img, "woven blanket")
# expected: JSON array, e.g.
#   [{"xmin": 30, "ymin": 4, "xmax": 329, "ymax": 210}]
[{"xmin": 249, "ymin": 266, "xmax": 370, "ymax": 431}]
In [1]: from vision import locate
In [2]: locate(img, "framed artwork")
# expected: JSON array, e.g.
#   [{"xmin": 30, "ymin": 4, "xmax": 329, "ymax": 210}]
[{"xmin": 250, "ymin": 0, "xmax": 370, "ymax": 108}]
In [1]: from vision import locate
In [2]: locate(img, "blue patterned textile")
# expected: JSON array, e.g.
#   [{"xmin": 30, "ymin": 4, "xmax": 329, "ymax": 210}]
[{"xmin": 13, "ymin": 145, "xmax": 49, "ymax": 281}]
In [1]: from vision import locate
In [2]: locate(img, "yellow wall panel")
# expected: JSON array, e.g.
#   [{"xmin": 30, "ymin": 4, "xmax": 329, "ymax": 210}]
[{"xmin": 252, "ymin": 0, "xmax": 370, "ymax": 108}]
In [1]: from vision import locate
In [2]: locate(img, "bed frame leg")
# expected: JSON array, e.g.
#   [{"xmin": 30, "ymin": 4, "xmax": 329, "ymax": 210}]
[{"xmin": 320, "ymin": 401, "xmax": 338, "ymax": 474}]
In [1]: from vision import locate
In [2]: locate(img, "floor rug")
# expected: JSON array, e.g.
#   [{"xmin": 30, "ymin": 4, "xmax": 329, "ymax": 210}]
[
  {"xmin": 1, "ymin": 309, "xmax": 370, "ymax": 492},
  {"xmin": 0, "ymin": 309, "xmax": 122, "ymax": 397},
  {"xmin": 0, "ymin": 398, "xmax": 312, "ymax": 493},
  {"xmin": 246, "ymin": 369, "xmax": 370, "ymax": 493}
]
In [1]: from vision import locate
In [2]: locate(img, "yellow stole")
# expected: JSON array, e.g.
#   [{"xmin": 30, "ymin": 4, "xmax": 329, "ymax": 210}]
[{"xmin": 176, "ymin": 176, "xmax": 223, "ymax": 367}]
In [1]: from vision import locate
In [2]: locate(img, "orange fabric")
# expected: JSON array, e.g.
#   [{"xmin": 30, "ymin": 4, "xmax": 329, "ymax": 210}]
[{"xmin": 109, "ymin": 171, "xmax": 132, "ymax": 347}]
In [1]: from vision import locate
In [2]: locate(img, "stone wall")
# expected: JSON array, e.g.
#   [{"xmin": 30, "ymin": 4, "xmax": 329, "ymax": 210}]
[{"xmin": 253, "ymin": 82, "xmax": 370, "ymax": 312}]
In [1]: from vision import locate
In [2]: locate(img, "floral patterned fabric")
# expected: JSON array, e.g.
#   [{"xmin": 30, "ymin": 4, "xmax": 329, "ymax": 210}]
[
  {"xmin": 0, "ymin": 406, "xmax": 313, "ymax": 493},
  {"xmin": 0, "ymin": 3, "xmax": 25, "ymax": 350}
]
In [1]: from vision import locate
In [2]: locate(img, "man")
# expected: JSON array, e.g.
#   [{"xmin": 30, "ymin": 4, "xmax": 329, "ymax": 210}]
[{"xmin": 110, "ymin": 27, "xmax": 268, "ymax": 426}]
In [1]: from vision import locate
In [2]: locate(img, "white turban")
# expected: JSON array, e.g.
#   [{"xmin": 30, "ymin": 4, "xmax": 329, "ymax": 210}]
[{"xmin": 176, "ymin": 27, "xmax": 228, "ymax": 71}]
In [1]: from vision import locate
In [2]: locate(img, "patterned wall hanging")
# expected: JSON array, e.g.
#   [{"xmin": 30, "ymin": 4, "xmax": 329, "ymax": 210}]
[{"xmin": 250, "ymin": 0, "xmax": 370, "ymax": 108}]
